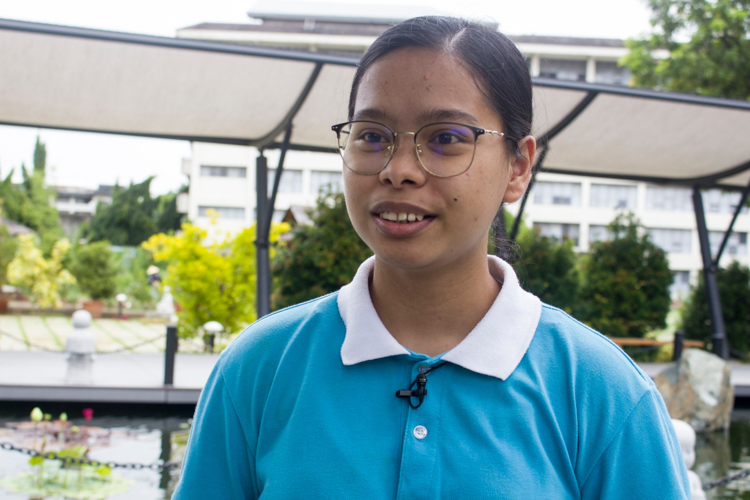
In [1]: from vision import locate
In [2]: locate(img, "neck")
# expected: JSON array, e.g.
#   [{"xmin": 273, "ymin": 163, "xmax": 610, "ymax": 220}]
[{"xmin": 370, "ymin": 249, "xmax": 501, "ymax": 357}]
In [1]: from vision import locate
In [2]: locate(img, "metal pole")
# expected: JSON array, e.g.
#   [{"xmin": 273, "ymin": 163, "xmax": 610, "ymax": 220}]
[
  {"xmin": 713, "ymin": 179, "xmax": 750, "ymax": 266},
  {"xmin": 692, "ymin": 186, "xmax": 729, "ymax": 359},
  {"xmin": 510, "ymin": 146, "xmax": 548, "ymax": 242},
  {"xmin": 672, "ymin": 330, "xmax": 684, "ymax": 361},
  {"xmin": 164, "ymin": 325, "xmax": 177, "ymax": 386},
  {"xmin": 256, "ymin": 151, "xmax": 271, "ymax": 318},
  {"xmin": 266, "ymin": 124, "xmax": 293, "ymax": 236}
]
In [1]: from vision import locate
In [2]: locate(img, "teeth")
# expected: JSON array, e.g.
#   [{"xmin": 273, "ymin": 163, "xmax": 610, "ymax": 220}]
[{"xmin": 379, "ymin": 212, "xmax": 427, "ymax": 223}]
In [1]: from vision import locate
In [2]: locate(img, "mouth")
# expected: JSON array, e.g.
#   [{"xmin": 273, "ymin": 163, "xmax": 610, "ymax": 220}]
[
  {"xmin": 376, "ymin": 211, "xmax": 432, "ymax": 223},
  {"xmin": 370, "ymin": 204, "xmax": 436, "ymax": 237}
]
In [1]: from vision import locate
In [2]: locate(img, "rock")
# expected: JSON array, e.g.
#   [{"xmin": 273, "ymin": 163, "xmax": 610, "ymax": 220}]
[{"xmin": 655, "ymin": 349, "xmax": 733, "ymax": 432}]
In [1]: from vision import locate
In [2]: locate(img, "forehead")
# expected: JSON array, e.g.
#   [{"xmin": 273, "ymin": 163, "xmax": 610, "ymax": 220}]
[{"xmin": 353, "ymin": 48, "xmax": 496, "ymax": 128}]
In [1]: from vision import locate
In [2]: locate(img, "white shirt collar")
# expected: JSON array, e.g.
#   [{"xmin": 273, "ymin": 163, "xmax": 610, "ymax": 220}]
[{"xmin": 337, "ymin": 255, "xmax": 542, "ymax": 380}]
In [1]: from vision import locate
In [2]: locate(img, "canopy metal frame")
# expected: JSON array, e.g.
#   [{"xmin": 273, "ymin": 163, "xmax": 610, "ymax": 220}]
[{"xmin": 2, "ymin": 19, "xmax": 749, "ymax": 358}]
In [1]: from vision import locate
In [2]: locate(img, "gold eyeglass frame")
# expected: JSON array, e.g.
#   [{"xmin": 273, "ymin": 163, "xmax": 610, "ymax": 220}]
[{"xmin": 331, "ymin": 120, "xmax": 508, "ymax": 178}]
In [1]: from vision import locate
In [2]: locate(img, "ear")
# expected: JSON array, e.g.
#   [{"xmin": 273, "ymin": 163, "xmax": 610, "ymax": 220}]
[{"xmin": 502, "ymin": 135, "xmax": 536, "ymax": 204}]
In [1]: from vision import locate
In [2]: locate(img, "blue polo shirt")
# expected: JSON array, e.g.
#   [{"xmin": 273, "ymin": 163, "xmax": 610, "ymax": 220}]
[{"xmin": 174, "ymin": 256, "xmax": 690, "ymax": 499}]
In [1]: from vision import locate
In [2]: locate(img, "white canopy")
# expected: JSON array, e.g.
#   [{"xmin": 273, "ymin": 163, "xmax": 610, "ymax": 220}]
[{"xmin": 1, "ymin": 18, "xmax": 750, "ymax": 188}]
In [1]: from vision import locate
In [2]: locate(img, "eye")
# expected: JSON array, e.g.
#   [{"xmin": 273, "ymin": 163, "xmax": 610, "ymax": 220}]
[
  {"xmin": 433, "ymin": 132, "xmax": 459, "ymax": 145},
  {"xmin": 423, "ymin": 125, "xmax": 473, "ymax": 146},
  {"xmin": 360, "ymin": 132, "xmax": 389, "ymax": 143}
]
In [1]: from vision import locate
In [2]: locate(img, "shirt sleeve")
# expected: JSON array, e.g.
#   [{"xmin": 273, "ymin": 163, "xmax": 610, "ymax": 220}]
[
  {"xmin": 580, "ymin": 387, "xmax": 691, "ymax": 499},
  {"xmin": 172, "ymin": 364, "xmax": 257, "ymax": 500}
]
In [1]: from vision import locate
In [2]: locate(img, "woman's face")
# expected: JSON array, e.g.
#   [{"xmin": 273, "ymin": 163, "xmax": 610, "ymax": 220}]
[{"xmin": 344, "ymin": 47, "xmax": 531, "ymax": 272}]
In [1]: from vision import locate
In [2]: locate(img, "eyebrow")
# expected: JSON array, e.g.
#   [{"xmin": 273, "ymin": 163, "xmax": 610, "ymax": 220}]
[
  {"xmin": 351, "ymin": 108, "xmax": 481, "ymax": 127},
  {"xmin": 416, "ymin": 109, "xmax": 480, "ymax": 126},
  {"xmin": 352, "ymin": 108, "xmax": 391, "ymax": 122}
]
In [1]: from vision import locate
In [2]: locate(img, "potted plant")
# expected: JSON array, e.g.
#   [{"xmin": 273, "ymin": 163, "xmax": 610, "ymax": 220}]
[{"xmin": 70, "ymin": 241, "xmax": 118, "ymax": 318}]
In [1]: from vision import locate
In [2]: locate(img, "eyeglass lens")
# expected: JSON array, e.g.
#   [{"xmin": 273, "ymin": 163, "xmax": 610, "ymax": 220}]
[{"xmin": 337, "ymin": 121, "xmax": 477, "ymax": 177}]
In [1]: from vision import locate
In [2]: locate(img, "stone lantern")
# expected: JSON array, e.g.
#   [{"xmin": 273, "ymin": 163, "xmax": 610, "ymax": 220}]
[{"xmin": 65, "ymin": 310, "xmax": 96, "ymax": 385}]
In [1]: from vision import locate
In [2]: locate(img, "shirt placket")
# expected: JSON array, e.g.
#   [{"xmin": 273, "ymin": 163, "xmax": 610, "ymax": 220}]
[{"xmin": 396, "ymin": 361, "xmax": 444, "ymax": 500}]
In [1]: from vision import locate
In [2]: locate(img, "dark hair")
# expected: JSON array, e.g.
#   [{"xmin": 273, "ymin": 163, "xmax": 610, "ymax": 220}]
[{"xmin": 348, "ymin": 16, "xmax": 533, "ymax": 157}]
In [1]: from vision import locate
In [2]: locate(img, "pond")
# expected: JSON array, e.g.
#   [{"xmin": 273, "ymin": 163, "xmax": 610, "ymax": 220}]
[
  {"xmin": 0, "ymin": 403, "xmax": 193, "ymax": 500},
  {"xmin": 2, "ymin": 403, "xmax": 750, "ymax": 499}
]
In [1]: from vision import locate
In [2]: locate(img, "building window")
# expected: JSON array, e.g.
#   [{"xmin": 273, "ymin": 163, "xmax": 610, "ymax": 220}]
[
  {"xmin": 670, "ymin": 271, "xmax": 691, "ymax": 300},
  {"xmin": 590, "ymin": 184, "xmax": 638, "ymax": 210},
  {"xmin": 198, "ymin": 206, "xmax": 245, "ymax": 219},
  {"xmin": 310, "ymin": 171, "xmax": 343, "ymax": 194},
  {"xmin": 645, "ymin": 187, "xmax": 693, "ymax": 211},
  {"xmin": 534, "ymin": 223, "xmax": 580, "ymax": 246},
  {"xmin": 648, "ymin": 228, "xmax": 692, "ymax": 253},
  {"xmin": 267, "ymin": 169, "xmax": 303, "ymax": 194},
  {"xmin": 589, "ymin": 224, "xmax": 613, "ymax": 244},
  {"xmin": 200, "ymin": 165, "xmax": 247, "ymax": 178},
  {"xmin": 702, "ymin": 189, "xmax": 749, "ymax": 214},
  {"xmin": 708, "ymin": 231, "xmax": 748, "ymax": 256},
  {"xmin": 533, "ymin": 182, "xmax": 582, "ymax": 206},
  {"xmin": 594, "ymin": 61, "xmax": 630, "ymax": 86},
  {"xmin": 539, "ymin": 59, "xmax": 586, "ymax": 82}
]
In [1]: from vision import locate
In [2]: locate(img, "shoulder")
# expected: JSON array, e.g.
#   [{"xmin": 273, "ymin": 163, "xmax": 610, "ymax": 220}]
[
  {"xmin": 535, "ymin": 304, "xmax": 651, "ymax": 389},
  {"xmin": 216, "ymin": 292, "xmax": 344, "ymax": 379},
  {"xmin": 523, "ymin": 304, "xmax": 659, "ymax": 429}
]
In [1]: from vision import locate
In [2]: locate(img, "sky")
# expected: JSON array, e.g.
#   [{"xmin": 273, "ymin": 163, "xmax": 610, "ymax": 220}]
[{"xmin": 0, "ymin": 0, "xmax": 655, "ymax": 195}]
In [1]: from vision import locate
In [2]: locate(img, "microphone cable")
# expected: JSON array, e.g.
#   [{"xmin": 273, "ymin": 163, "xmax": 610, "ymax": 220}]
[{"xmin": 396, "ymin": 362, "xmax": 448, "ymax": 409}]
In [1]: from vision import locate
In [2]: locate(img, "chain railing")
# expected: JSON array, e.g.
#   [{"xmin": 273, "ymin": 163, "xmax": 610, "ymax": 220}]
[
  {"xmin": 0, "ymin": 329, "xmax": 166, "ymax": 354},
  {"xmin": 702, "ymin": 467, "xmax": 750, "ymax": 491},
  {"xmin": 0, "ymin": 441, "xmax": 180, "ymax": 471}
]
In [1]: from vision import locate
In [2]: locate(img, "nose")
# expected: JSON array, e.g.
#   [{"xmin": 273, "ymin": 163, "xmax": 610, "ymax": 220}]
[{"xmin": 378, "ymin": 132, "xmax": 428, "ymax": 188}]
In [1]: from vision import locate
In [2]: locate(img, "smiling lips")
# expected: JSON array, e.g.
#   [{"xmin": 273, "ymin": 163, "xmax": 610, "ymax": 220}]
[
  {"xmin": 372, "ymin": 210, "xmax": 434, "ymax": 237},
  {"xmin": 379, "ymin": 212, "xmax": 425, "ymax": 222}
]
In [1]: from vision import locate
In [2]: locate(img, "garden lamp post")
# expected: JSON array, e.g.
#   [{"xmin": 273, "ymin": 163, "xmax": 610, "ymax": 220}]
[
  {"xmin": 203, "ymin": 321, "xmax": 223, "ymax": 353},
  {"xmin": 116, "ymin": 293, "xmax": 127, "ymax": 319}
]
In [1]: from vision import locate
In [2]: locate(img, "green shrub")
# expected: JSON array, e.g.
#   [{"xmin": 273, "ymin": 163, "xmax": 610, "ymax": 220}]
[
  {"xmin": 70, "ymin": 241, "xmax": 118, "ymax": 300},
  {"xmin": 113, "ymin": 246, "xmax": 157, "ymax": 309},
  {"xmin": 579, "ymin": 213, "xmax": 672, "ymax": 338},
  {"xmin": 513, "ymin": 227, "xmax": 580, "ymax": 314},
  {"xmin": 272, "ymin": 189, "xmax": 372, "ymax": 310},
  {"xmin": 682, "ymin": 261, "xmax": 750, "ymax": 353},
  {"xmin": 0, "ymin": 224, "xmax": 18, "ymax": 286}
]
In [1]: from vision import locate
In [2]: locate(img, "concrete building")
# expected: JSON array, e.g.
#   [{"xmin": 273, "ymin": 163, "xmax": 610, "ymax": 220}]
[
  {"xmin": 176, "ymin": 4, "xmax": 748, "ymax": 296},
  {"xmin": 53, "ymin": 185, "xmax": 113, "ymax": 236}
]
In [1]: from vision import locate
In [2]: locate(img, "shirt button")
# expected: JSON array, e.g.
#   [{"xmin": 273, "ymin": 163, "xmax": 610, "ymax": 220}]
[{"xmin": 413, "ymin": 425, "xmax": 428, "ymax": 440}]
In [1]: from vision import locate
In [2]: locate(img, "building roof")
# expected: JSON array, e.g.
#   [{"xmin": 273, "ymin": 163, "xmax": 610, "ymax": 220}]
[
  {"xmin": 54, "ymin": 184, "xmax": 114, "ymax": 199},
  {"xmin": 181, "ymin": 20, "xmax": 391, "ymax": 37},
  {"xmin": 245, "ymin": 1, "xmax": 457, "ymax": 26},
  {"xmin": 508, "ymin": 35, "xmax": 625, "ymax": 48},
  {"xmin": 0, "ymin": 217, "xmax": 33, "ymax": 236}
]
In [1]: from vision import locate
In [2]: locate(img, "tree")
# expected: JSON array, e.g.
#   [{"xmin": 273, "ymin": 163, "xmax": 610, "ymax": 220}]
[
  {"xmin": 70, "ymin": 241, "xmax": 118, "ymax": 300},
  {"xmin": 33, "ymin": 136, "xmax": 47, "ymax": 174},
  {"xmin": 513, "ymin": 227, "xmax": 580, "ymax": 315},
  {"xmin": 154, "ymin": 185, "xmax": 187, "ymax": 235},
  {"xmin": 143, "ymin": 218, "xmax": 289, "ymax": 338},
  {"xmin": 579, "ymin": 213, "xmax": 673, "ymax": 338},
  {"xmin": 87, "ymin": 178, "xmax": 186, "ymax": 245},
  {"xmin": 621, "ymin": 0, "xmax": 750, "ymax": 100},
  {"xmin": 7, "ymin": 234, "xmax": 76, "ymax": 309},
  {"xmin": 682, "ymin": 261, "xmax": 750, "ymax": 353},
  {"xmin": 272, "ymin": 190, "xmax": 373, "ymax": 310},
  {"xmin": 0, "ymin": 138, "xmax": 63, "ymax": 253}
]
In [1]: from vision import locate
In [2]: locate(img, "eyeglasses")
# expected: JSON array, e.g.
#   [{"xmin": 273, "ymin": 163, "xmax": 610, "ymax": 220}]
[{"xmin": 331, "ymin": 121, "xmax": 509, "ymax": 178}]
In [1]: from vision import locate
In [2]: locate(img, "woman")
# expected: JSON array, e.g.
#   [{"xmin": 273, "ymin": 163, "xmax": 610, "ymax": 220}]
[{"xmin": 175, "ymin": 17, "xmax": 689, "ymax": 499}]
